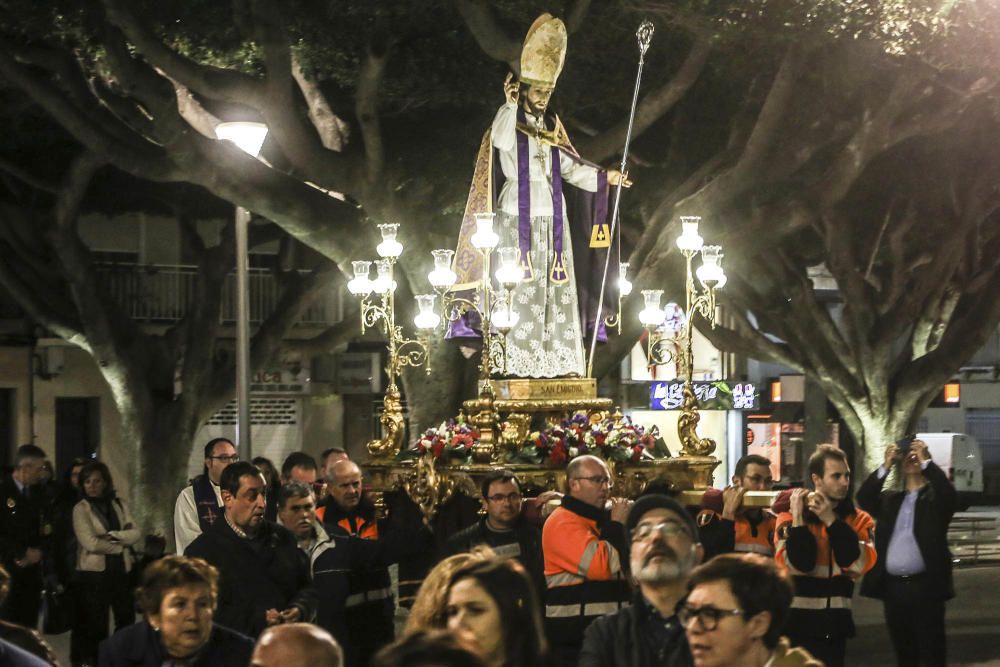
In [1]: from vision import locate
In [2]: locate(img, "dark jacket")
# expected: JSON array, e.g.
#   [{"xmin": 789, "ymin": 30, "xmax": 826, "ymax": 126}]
[
  {"xmin": 579, "ymin": 591, "xmax": 693, "ymax": 667},
  {"xmin": 446, "ymin": 517, "xmax": 545, "ymax": 595},
  {"xmin": 184, "ymin": 518, "xmax": 317, "ymax": 637},
  {"xmin": 0, "ymin": 477, "xmax": 42, "ymax": 572},
  {"xmin": 98, "ymin": 620, "xmax": 254, "ymax": 667},
  {"xmin": 856, "ymin": 461, "xmax": 957, "ymax": 601}
]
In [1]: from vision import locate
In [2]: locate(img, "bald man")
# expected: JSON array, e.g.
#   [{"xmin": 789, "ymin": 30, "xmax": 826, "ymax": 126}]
[
  {"xmin": 316, "ymin": 459, "xmax": 393, "ymax": 667},
  {"xmin": 251, "ymin": 623, "xmax": 342, "ymax": 667}
]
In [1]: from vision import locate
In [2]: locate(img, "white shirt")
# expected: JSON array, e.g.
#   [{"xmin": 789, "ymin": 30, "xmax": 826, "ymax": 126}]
[
  {"xmin": 491, "ymin": 102, "xmax": 599, "ymax": 217},
  {"xmin": 173, "ymin": 481, "xmax": 223, "ymax": 554}
]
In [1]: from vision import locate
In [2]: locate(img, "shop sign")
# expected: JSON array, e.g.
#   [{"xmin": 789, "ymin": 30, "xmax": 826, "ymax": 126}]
[{"xmin": 650, "ymin": 381, "xmax": 759, "ymax": 411}]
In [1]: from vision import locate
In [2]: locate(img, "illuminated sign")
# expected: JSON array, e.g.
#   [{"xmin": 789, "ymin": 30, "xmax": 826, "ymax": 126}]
[{"xmin": 650, "ymin": 381, "xmax": 759, "ymax": 411}]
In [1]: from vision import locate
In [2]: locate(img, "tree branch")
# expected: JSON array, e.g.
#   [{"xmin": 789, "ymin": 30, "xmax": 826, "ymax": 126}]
[{"xmin": 455, "ymin": 0, "xmax": 521, "ymax": 72}]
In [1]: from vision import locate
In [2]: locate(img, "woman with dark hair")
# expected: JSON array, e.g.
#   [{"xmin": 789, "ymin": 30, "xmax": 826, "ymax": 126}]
[
  {"xmin": 70, "ymin": 461, "xmax": 141, "ymax": 666},
  {"xmin": 99, "ymin": 555, "xmax": 253, "ymax": 666},
  {"xmin": 373, "ymin": 630, "xmax": 486, "ymax": 667},
  {"xmin": 444, "ymin": 558, "xmax": 547, "ymax": 667}
]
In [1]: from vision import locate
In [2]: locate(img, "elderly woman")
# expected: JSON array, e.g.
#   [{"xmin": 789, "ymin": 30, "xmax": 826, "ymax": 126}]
[
  {"xmin": 98, "ymin": 555, "xmax": 254, "ymax": 666},
  {"xmin": 70, "ymin": 461, "xmax": 141, "ymax": 665}
]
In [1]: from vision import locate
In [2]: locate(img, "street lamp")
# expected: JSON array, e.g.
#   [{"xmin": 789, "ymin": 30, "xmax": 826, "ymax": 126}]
[
  {"xmin": 215, "ymin": 121, "xmax": 268, "ymax": 462},
  {"xmin": 639, "ymin": 215, "xmax": 726, "ymax": 457},
  {"xmin": 348, "ymin": 223, "xmax": 436, "ymax": 459}
]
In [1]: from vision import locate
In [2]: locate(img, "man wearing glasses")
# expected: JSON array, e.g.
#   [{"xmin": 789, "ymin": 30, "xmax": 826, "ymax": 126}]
[
  {"xmin": 579, "ymin": 494, "xmax": 703, "ymax": 667},
  {"xmin": 446, "ymin": 469, "xmax": 544, "ymax": 594},
  {"xmin": 542, "ymin": 455, "xmax": 631, "ymax": 667},
  {"xmin": 173, "ymin": 437, "xmax": 239, "ymax": 553},
  {"xmin": 697, "ymin": 454, "xmax": 777, "ymax": 560}
]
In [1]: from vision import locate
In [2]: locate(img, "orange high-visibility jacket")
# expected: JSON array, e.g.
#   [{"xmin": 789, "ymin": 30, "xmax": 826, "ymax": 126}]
[{"xmin": 773, "ymin": 493, "xmax": 876, "ymax": 639}]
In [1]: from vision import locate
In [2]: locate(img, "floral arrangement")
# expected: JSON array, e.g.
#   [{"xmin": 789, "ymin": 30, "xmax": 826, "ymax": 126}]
[
  {"xmin": 398, "ymin": 413, "xmax": 479, "ymax": 462},
  {"xmin": 507, "ymin": 412, "xmax": 671, "ymax": 466},
  {"xmin": 399, "ymin": 411, "xmax": 671, "ymax": 466}
]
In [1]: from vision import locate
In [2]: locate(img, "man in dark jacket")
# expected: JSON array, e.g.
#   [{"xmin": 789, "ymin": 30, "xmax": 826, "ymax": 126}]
[
  {"xmin": 857, "ymin": 437, "xmax": 957, "ymax": 667},
  {"xmin": 316, "ymin": 459, "xmax": 397, "ymax": 667},
  {"xmin": 579, "ymin": 494, "xmax": 702, "ymax": 667},
  {"xmin": 277, "ymin": 481, "xmax": 427, "ymax": 667},
  {"xmin": 445, "ymin": 469, "xmax": 544, "ymax": 594},
  {"xmin": 185, "ymin": 462, "xmax": 317, "ymax": 637},
  {"xmin": 0, "ymin": 445, "xmax": 47, "ymax": 628}
]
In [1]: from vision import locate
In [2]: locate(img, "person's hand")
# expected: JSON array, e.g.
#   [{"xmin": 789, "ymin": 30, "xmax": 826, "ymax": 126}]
[
  {"xmin": 265, "ymin": 609, "xmax": 282, "ymax": 626},
  {"xmin": 911, "ymin": 439, "xmax": 931, "ymax": 464},
  {"xmin": 608, "ymin": 169, "xmax": 632, "ymax": 188},
  {"xmin": 720, "ymin": 484, "xmax": 747, "ymax": 521},
  {"xmin": 280, "ymin": 607, "xmax": 301, "ymax": 623},
  {"xmin": 609, "ymin": 497, "xmax": 632, "ymax": 524},
  {"xmin": 808, "ymin": 491, "xmax": 836, "ymax": 527},
  {"xmin": 883, "ymin": 443, "xmax": 899, "ymax": 469},
  {"xmin": 536, "ymin": 490, "xmax": 563, "ymax": 519},
  {"xmin": 789, "ymin": 488, "xmax": 809, "ymax": 527},
  {"xmin": 15, "ymin": 547, "xmax": 42, "ymax": 568},
  {"xmin": 503, "ymin": 72, "xmax": 519, "ymax": 105}
]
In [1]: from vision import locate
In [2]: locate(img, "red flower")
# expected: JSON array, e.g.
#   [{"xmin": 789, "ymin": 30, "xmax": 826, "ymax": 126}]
[
  {"xmin": 631, "ymin": 445, "xmax": 643, "ymax": 463},
  {"xmin": 432, "ymin": 440, "xmax": 446, "ymax": 459},
  {"xmin": 594, "ymin": 433, "xmax": 607, "ymax": 445},
  {"xmin": 549, "ymin": 442, "xmax": 568, "ymax": 465}
]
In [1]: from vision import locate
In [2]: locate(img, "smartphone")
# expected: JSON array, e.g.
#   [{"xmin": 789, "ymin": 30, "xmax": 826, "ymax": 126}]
[{"xmin": 895, "ymin": 434, "xmax": 916, "ymax": 454}]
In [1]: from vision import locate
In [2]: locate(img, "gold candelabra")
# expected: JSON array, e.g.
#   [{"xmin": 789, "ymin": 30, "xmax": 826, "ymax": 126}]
[
  {"xmin": 638, "ymin": 216, "xmax": 727, "ymax": 457},
  {"xmin": 428, "ymin": 213, "xmax": 521, "ymax": 461},
  {"xmin": 348, "ymin": 223, "xmax": 440, "ymax": 460}
]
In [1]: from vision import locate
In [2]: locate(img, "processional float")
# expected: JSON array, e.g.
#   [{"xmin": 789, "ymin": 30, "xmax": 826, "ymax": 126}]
[{"xmin": 346, "ymin": 18, "xmax": 737, "ymax": 522}]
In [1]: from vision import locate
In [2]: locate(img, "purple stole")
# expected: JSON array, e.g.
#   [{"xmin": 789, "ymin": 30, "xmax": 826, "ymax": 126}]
[
  {"xmin": 516, "ymin": 107, "xmax": 568, "ymax": 284},
  {"xmin": 191, "ymin": 475, "xmax": 222, "ymax": 533}
]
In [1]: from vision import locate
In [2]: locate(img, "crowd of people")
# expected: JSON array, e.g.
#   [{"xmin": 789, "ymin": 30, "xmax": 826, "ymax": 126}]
[{"xmin": 0, "ymin": 436, "xmax": 956, "ymax": 667}]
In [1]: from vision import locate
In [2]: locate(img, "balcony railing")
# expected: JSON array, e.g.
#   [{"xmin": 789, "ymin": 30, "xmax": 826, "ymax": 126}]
[{"xmin": 96, "ymin": 263, "xmax": 340, "ymax": 326}]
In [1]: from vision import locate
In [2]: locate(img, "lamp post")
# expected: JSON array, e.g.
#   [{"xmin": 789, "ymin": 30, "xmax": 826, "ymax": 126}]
[
  {"xmin": 348, "ymin": 223, "xmax": 437, "ymax": 459},
  {"xmin": 639, "ymin": 215, "xmax": 726, "ymax": 457},
  {"xmin": 427, "ymin": 212, "xmax": 521, "ymax": 461},
  {"xmin": 214, "ymin": 121, "xmax": 269, "ymax": 462}
]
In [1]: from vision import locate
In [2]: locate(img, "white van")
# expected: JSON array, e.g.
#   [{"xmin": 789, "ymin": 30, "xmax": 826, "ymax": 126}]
[{"xmin": 916, "ymin": 432, "xmax": 984, "ymax": 506}]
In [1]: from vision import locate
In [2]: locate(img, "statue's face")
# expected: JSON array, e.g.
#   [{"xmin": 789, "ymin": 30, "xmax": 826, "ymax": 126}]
[{"xmin": 522, "ymin": 85, "xmax": 553, "ymax": 115}]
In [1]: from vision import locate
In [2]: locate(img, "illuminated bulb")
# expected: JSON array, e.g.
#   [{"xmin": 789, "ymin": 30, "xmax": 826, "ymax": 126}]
[
  {"xmin": 371, "ymin": 259, "xmax": 396, "ymax": 293},
  {"xmin": 470, "ymin": 213, "xmax": 499, "ymax": 250},
  {"xmin": 376, "ymin": 223, "xmax": 403, "ymax": 259},
  {"xmin": 413, "ymin": 294, "xmax": 441, "ymax": 330},
  {"xmin": 697, "ymin": 245, "xmax": 727, "ymax": 289},
  {"xmin": 638, "ymin": 289, "xmax": 665, "ymax": 327},
  {"xmin": 495, "ymin": 247, "xmax": 524, "ymax": 287},
  {"xmin": 215, "ymin": 121, "xmax": 268, "ymax": 157},
  {"xmin": 618, "ymin": 262, "xmax": 633, "ymax": 297},
  {"xmin": 347, "ymin": 260, "xmax": 373, "ymax": 296},
  {"xmin": 428, "ymin": 249, "xmax": 457, "ymax": 289},
  {"xmin": 676, "ymin": 216, "xmax": 704, "ymax": 253},
  {"xmin": 492, "ymin": 303, "xmax": 520, "ymax": 331}
]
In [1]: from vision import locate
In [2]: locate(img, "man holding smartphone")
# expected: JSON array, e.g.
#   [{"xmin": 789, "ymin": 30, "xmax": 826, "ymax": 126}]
[{"xmin": 857, "ymin": 436, "xmax": 957, "ymax": 667}]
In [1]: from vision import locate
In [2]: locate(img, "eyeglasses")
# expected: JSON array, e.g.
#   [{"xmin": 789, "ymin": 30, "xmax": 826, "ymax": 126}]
[
  {"xmin": 208, "ymin": 455, "xmax": 240, "ymax": 463},
  {"xmin": 677, "ymin": 604, "xmax": 744, "ymax": 631},
  {"xmin": 573, "ymin": 475, "xmax": 612, "ymax": 487},
  {"xmin": 486, "ymin": 492, "xmax": 522, "ymax": 504},
  {"xmin": 632, "ymin": 521, "xmax": 691, "ymax": 541}
]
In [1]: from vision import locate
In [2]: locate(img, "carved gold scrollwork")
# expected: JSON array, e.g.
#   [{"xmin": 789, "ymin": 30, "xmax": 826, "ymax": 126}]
[
  {"xmin": 677, "ymin": 382, "xmax": 717, "ymax": 457},
  {"xmin": 367, "ymin": 386, "xmax": 406, "ymax": 460},
  {"xmin": 403, "ymin": 454, "xmax": 456, "ymax": 525}
]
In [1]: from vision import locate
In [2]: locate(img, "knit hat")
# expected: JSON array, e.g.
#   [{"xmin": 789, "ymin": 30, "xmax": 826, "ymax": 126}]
[{"xmin": 626, "ymin": 494, "xmax": 698, "ymax": 542}]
